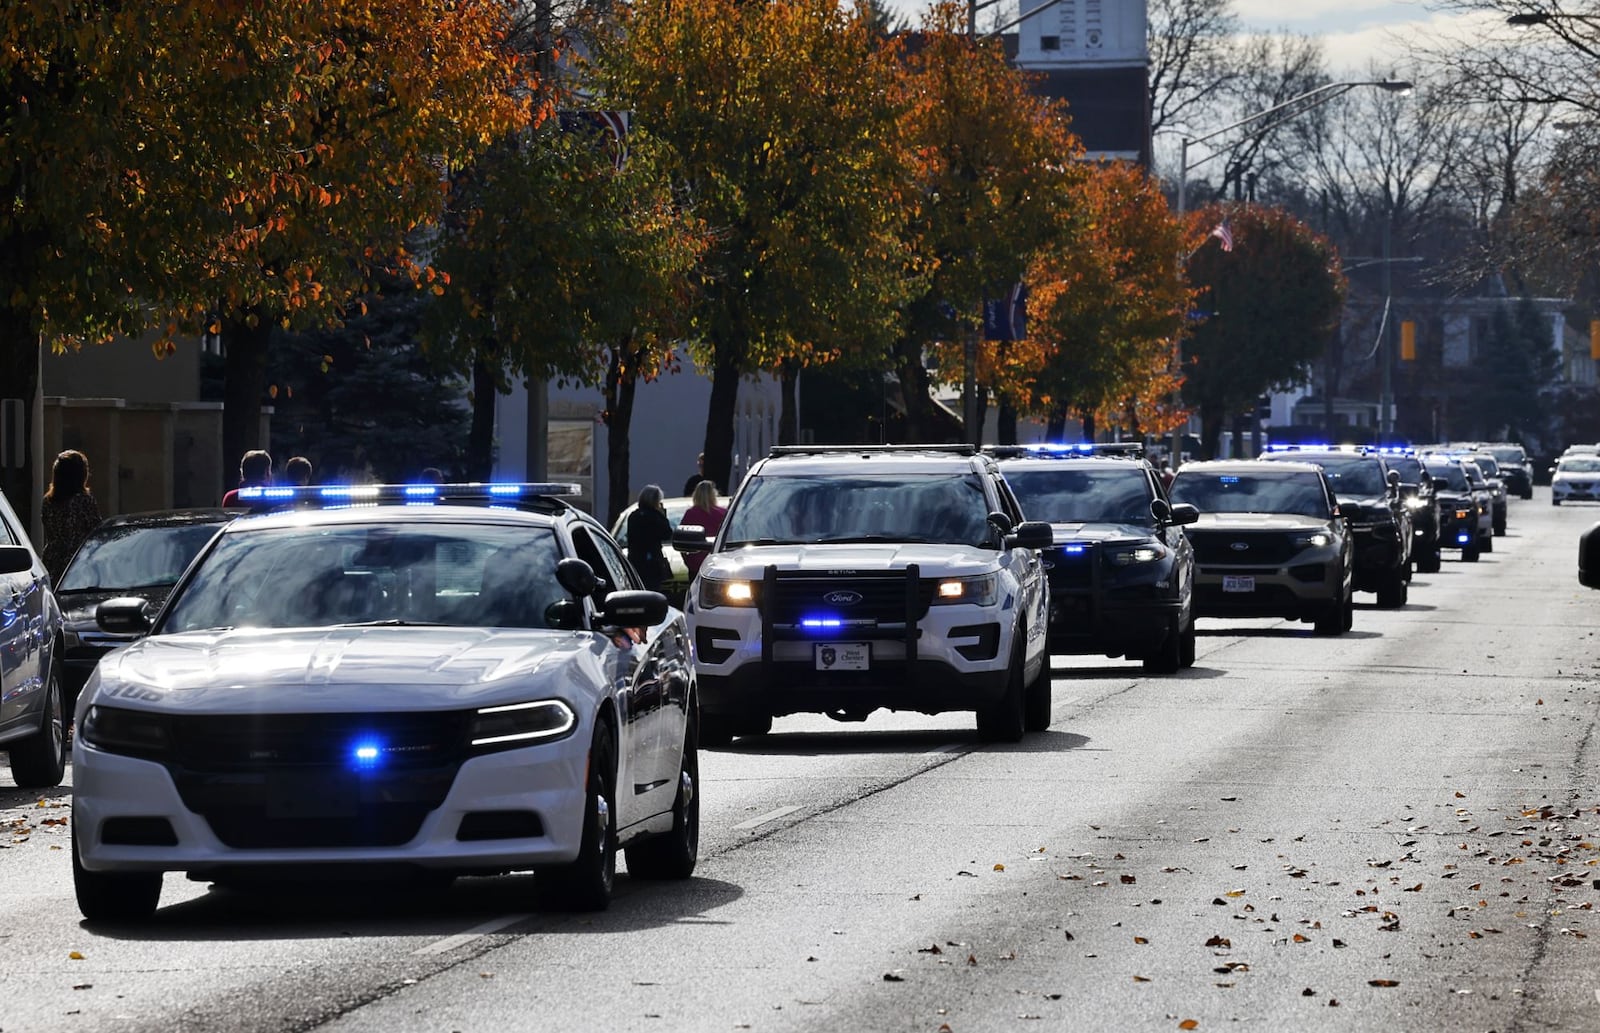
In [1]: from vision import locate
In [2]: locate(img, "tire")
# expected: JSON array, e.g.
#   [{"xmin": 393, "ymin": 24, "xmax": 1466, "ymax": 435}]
[
  {"xmin": 976, "ymin": 646, "xmax": 1026, "ymax": 743},
  {"xmin": 1552, "ymin": 498, "xmax": 1562, "ymax": 506},
  {"xmin": 1342, "ymin": 584, "xmax": 1355, "ymax": 632},
  {"xmin": 1481, "ymin": 534, "xmax": 1494, "ymax": 554},
  {"xmin": 1417, "ymin": 545, "xmax": 1442, "ymax": 575},
  {"xmin": 1376, "ymin": 569, "xmax": 1407, "ymax": 609},
  {"xmin": 536, "ymin": 721, "xmax": 617, "ymax": 912},
  {"xmin": 1022, "ymin": 641, "xmax": 1051, "ymax": 733},
  {"xmin": 1462, "ymin": 542, "xmax": 1481, "ymax": 562},
  {"xmin": 1493, "ymin": 516, "xmax": 1506, "ymax": 536},
  {"xmin": 1179, "ymin": 617, "xmax": 1197, "ymax": 667},
  {"xmin": 9, "ymin": 668, "xmax": 67, "ymax": 789},
  {"xmin": 73, "ymin": 821, "xmax": 161, "ymax": 922},
  {"xmin": 1522, "ymin": 489, "xmax": 1533, "ymax": 500},
  {"xmin": 1142, "ymin": 616, "xmax": 1183, "ymax": 675},
  {"xmin": 625, "ymin": 707, "xmax": 699, "ymax": 881},
  {"xmin": 1313, "ymin": 595, "xmax": 1345, "ymax": 636},
  {"xmin": 699, "ymin": 713, "xmax": 736, "ymax": 749}
]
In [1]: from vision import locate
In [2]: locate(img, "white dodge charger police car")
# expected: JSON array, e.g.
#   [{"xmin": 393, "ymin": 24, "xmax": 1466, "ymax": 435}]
[
  {"xmin": 677, "ymin": 445, "xmax": 1053, "ymax": 745},
  {"xmin": 71, "ymin": 484, "xmax": 698, "ymax": 921}
]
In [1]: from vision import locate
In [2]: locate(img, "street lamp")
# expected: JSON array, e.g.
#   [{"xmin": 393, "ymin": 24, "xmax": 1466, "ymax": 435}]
[{"xmin": 1167, "ymin": 77, "xmax": 1413, "ymax": 464}]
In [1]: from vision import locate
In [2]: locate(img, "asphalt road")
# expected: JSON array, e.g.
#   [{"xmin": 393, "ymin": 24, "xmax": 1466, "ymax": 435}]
[{"xmin": 3, "ymin": 490, "xmax": 1598, "ymax": 1033}]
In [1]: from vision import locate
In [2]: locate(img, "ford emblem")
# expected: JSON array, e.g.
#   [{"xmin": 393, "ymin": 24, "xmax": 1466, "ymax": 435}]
[
  {"xmin": 823, "ymin": 590, "xmax": 863, "ymax": 606},
  {"xmin": 1229, "ymin": 541, "xmax": 1250, "ymax": 552}
]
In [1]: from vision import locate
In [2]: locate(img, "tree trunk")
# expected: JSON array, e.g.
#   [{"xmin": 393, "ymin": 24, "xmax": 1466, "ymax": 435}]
[
  {"xmin": 466, "ymin": 349, "xmax": 497, "ymax": 481},
  {"xmin": 604, "ymin": 341, "xmax": 637, "ymax": 526},
  {"xmin": 1080, "ymin": 410, "xmax": 1096, "ymax": 442},
  {"xmin": 997, "ymin": 397, "xmax": 1018, "ymax": 445},
  {"xmin": 1199, "ymin": 404, "xmax": 1225, "ymax": 461},
  {"xmin": 778, "ymin": 359, "xmax": 799, "ymax": 445},
  {"xmin": 222, "ymin": 311, "xmax": 272, "ymax": 497},
  {"xmin": 894, "ymin": 342, "xmax": 940, "ymax": 442},
  {"xmin": 972, "ymin": 386, "xmax": 988, "ymax": 447},
  {"xmin": 0, "ymin": 306, "xmax": 39, "ymax": 534},
  {"xmin": 1046, "ymin": 406, "xmax": 1068, "ymax": 442},
  {"xmin": 701, "ymin": 341, "xmax": 741, "ymax": 495}
]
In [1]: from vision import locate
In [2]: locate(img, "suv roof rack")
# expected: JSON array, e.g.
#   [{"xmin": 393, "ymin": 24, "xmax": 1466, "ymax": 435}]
[
  {"xmin": 983, "ymin": 442, "xmax": 1146, "ymax": 460},
  {"xmin": 766, "ymin": 444, "xmax": 978, "ymax": 457},
  {"xmin": 234, "ymin": 482, "xmax": 583, "ymax": 515}
]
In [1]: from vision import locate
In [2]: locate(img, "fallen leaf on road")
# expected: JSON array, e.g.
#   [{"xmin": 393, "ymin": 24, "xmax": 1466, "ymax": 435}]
[
  {"xmin": 1179, "ymin": 1020, "xmax": 1199, "ymax": 1030},
  {"xmin": 68, "ymin": 951, "xmax": 84, "ymax": 960},
  {"xmin": 1369, "ymin": 979, "xmax": 1400, "ymax": 987},
  {"xmin": 882, "ymin": 972, "xmax": 905, "ymax": 982},
  {"xmin": 918, "ymin": 944, "xmax": 942, "ymax": 954},
  {"xmin": 1134, "ymin": 936, "xmax": 1148, "ymax": 944},
  {"xmin": 1121, "ymin": 874, "xmax": 1137, "ymax": 884},
  {"xmin": 1205, "ymin": 935, "xmax": 1231, "ymax": 948},
  {"xmin": 994, "ymin": 864, "xmax": 1005, "ymax": 871},
  {"xmin": 1132, "ymin": 975, "xmax": 1151, "ymax": 982}
]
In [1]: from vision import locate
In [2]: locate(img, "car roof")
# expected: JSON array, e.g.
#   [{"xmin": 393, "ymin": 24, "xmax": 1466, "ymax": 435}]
[
  {"xmin": 757, "ymin": 448, "xmax": 990, "ymax": 476},
  {"xmin": 221, "ymin": 502, "xmax": 567, "ymax": 535},
  {"xmin": 994, "ymin": 454, "xmax": 1147, "ymax": 470},
  {"xmin": 1175, "ymin": 459, "xmax": 1325, "ymax": 476},
  {"xmin": 93, "ymin": 508, "xmax": 239, "ymax": 531}
]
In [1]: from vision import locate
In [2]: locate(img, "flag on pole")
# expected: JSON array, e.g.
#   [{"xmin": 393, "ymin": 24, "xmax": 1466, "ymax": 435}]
[{"xmin": 1210, "ymin": 218, "xmax": 1234, "ymax": 253}]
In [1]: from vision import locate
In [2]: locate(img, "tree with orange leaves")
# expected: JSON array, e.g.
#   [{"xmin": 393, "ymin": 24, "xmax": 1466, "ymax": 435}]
[
  {"xmin": 1022, "ymin": 160, "xmax": 1193, "ymax": 441},
  {"xmin": 1, "ymin": 1, "xmax": 529, "ymax": 517}
]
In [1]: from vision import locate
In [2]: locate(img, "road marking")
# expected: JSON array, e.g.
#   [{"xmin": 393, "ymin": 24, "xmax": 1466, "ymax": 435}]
[
  {"xmin": 413, "ymin": 913, "xmax": 531, "ymax": 956},
  {"xmin": 733, "ymin": 805, "xmax": 801, "ymax": 831}
]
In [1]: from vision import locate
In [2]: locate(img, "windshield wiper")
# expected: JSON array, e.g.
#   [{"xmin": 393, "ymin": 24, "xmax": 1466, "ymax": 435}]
[
  {"xmin": 812, "ymin": 535, "xmax": 948, "ymax": 544},
  {"xmin": 726, "ymin": 538, "xmax": 797, "ymax": 547},
  {"xmin": 338, "ymin": 619, "xmax": 449, "ymax": 628}
]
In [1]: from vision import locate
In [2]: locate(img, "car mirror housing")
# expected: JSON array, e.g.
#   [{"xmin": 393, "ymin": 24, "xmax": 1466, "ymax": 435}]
[
  {"xmin": 0, "ymin": 544, "xmax": 32, "ymax": 576},
  {"xmin": 96, "ymin": 597, "xmax": 154, "ymax": 635},
  {"xmin": 986, "ymin": 510, "xmax": 1015, "ymax": 536},
  {"xmin": 544, "ymin": 599, "xmax": 585, "ymax": 630},
  {"xmin": 672, "ymin": 525, "xmax": 712, "ymax": 553},
  {"xmin": 1006, "ymin": 520, "xmax": 1054, "ymax": 550},
  {"xmin": 1167, "ymin": 503, "xmax": 1200, "ymax": 526},
  {"xmin": 555, "ymin": 557, "xmax": 598, "ymax": 597},
  {"xmin": 602, "ymin": 589, "xmax": 669, "ymax": 627},
  {"xmin": 1581, "ymin": 522, "xmax": 1600, "ymax": 589}
]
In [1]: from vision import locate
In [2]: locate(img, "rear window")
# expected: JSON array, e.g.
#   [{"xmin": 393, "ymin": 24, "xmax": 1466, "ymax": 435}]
[
  {"xmin": 721, "ymin": 472, "xmax": 991, "ymax": 548},
  {"xmin": 1001, "ymin": 465, "xmax": 1155, "ymax": 526},
  {"xmin": 1169, "ymin": 471, "xmax": 1330, "ymax": 517}
]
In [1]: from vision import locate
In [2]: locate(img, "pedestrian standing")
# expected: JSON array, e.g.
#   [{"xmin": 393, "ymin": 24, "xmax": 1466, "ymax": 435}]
[
  {"xmin": 682, "ymin": 478, "xmax": 726, "ymax": 579},
  {"xmin": 222, "ymin": 449, "xmax": 273, "ymax": 507},
  {"xmin": 284, "ymin": 456, "xmax": 313, "ymax": 486},
  {"xmin": 626, "ymin": 484, "xmax": 674, "ymax": 593},
  {"xmin": 682, "ymin": 452, "xmax": 707, "ymax": 498},
  {"xmin": 41, "ymin": 449, "xmax": 101, "ymax": 587}
]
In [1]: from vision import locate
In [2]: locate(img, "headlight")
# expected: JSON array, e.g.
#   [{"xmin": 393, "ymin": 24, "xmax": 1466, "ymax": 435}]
[
  {"xmin": 931, "ymin": 573, "xmax": 998, "ymax": 606},
  {"xmin": 467, "ymin": 699, "xmax": 576, "ymax": 751},
  {"xmin": 1403, "ymin": 496, "xmax": 1427, "ymax": 511},
  {"xmin": 78, "ymin": 705, "xmax": 171, "ymax": 758},
  {"xmin": 698, "ymin": 577, "xmax": 756, "ymax": 608},
  {"xmin": 1108, "ymin": 544, "xmax": 1165, "ymax": 566},
  {"xmin": 1293, "ymin": 532, "xmax": 1331, "ymax": 549}
]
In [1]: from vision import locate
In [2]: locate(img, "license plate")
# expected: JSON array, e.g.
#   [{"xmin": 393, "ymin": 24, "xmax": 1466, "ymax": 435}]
[
  {"xmin": 1222, "ymin": 575, "xmax": 1255, "ymax": 593},
  {"xmin": 815, "ymin": 642, "xmax": 869, "ymax": 671}
]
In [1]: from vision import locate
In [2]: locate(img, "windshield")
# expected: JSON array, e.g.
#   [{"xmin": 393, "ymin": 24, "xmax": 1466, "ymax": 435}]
[
  {"xmin": 59, "ymin": 521, "xmax": 228, "ymax": 592},
  {"xmin": 720, "ymin": 472, "xmax": 992, "ymax": 547},
  {"xmin": 1560, "ymin": 457, "xmax": 1600, "ymax": 474},
  {"xmin": 162, "ymin": 523, "xmax": 568, "ymax": 632},
  {"xmin": 1266, "ymin": 455, "xmax": 1387, "ymax": 495},
  {"xmin": 1169, "ymin": 471, "xmax": 1330, "ymax": 517},
  {"xmin": 1488, "ymin": 447, "xmax": 1525, "ymax": 465},
  {"xmin": 1426, "ymin": 463, "xmax": 1469, "ymax": 490},
  {"xmin": 1472, "ymin": 456, "xmax": 1501, "ymax": 476},
  {"xmin": 1001, "ymin": 466, "xmax": 1155, "ymax": 526},
  {"xmin": 1386, "ymin": 457, "xmax": 1424, "ymax": 485}
]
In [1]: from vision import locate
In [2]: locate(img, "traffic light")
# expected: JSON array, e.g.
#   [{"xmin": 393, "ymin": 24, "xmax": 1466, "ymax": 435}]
[
  {"xmin": 1400, "ymin": 320, "xmax": 1416, "ymax": 362},
  {"xmin": 1591, "ymin": 319, "xmax": 1600, "ymax": 361}
]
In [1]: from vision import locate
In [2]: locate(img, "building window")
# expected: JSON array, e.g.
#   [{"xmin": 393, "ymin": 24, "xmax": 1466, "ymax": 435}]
[{"xmin": 1040, "ymin": 35, "xmax": 1060, "ymax": 50}]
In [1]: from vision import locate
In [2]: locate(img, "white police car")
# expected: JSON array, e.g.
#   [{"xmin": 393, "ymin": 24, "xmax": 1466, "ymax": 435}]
[
  {"xmin": 677, "ymin": 446, "xmax": 1053, "ymax": 745},
  {"xmin": 71, "ymin": 484, "xmax": 698, "ymax": 921}
]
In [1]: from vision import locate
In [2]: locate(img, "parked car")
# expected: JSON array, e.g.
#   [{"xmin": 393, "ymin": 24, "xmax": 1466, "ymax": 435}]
[
  {"xmin": 0, "ymin": 488, "xmax": 67, "ymax": 788},
  {"xmin": 1480, "ymin": 443, "xmax": 1534, "ymax": 500},
  {"xmin": 55, "ymin": 509, "xmax": 238, "ymax": 703},
  {"xmin": 1552, "ymin": 454, "xmax": 1600, "ymax": 506},
  {"xmin": 611, "ymin": 494, "xmax": 728, "ymax": 607},
  {"xmin": 72, "ymin": 483, "xmax": 697, "ymax": 921}
]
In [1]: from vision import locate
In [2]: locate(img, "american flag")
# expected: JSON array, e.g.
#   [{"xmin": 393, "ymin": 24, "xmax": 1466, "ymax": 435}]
[{"xmin": 1210, "ymin": 218, "xmax": 1234, "ymax": 253}]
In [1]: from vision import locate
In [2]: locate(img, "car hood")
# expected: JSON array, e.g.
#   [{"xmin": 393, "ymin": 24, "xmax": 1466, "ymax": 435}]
[
  {"xmin": 1185, "ymin": 512, "xmax": 1331, "ymax": 532},
  {"xmin": 57, "ymin": 587, "xmax": 173, "ymax": 630},
  {"xmin": 1555, "ymin": 472, "xmax": 1600, "ymax": 482},
  {"xmin": 89, "ymin": 627, "xmax": 592, "ymax": 714},
  {"xmin": 703, "ymin": 543, "xmax": 999, "ymax": 578},
  {"xmin": 1046, "ymin": 521, "xmax": 1158, "ymax": 546}
]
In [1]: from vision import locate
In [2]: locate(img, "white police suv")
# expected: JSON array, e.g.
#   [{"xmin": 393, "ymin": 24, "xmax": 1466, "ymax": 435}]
[
  {"xmin": 677, "ymin": 446, "xmax": 1053, "ymax": 745},
  {"xmin": 71, "ymin": 484, "xmax": 698, "ymax": 921}
]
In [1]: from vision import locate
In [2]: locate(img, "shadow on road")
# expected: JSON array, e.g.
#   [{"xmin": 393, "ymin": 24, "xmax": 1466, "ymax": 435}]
[
  {"xmin": 719, "ymin": 726, "xmax": 1090, "ymax": 757},
  {"xmin": 1195, "ymin": 626, "xmax": 1382, "ymax": 640}
]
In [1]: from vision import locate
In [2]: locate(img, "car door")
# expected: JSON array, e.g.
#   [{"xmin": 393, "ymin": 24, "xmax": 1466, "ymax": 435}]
[
  {"xmin": 0, "ymin": 491, "xmax": 47, "ymax": 735},
  {"xmin": 991, "ymin": 472, "xmax": 1048, "ymax": 667},
  {"xmin": 1150, "ymin": 467, "xmax": 1194, "ymax": 612}
]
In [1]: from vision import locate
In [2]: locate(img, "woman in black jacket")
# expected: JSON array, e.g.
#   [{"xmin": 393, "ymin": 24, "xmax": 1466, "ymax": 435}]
[{"xmin": 625, "ymin": 484, "xmax": 674, "ymax": 592}]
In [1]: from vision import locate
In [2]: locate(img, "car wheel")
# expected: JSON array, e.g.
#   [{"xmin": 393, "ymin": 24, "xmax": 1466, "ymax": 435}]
[
  {"xmin": 625, "ymin": 707, "xmax": 699, "ymax": 881},
  {"xmin": 1462, "ymin": 541, "xmax": 1481, "ymax": 562},
  {"xmin": 1493, "ymin": 517, "xmax": 1506, "ymax": 536},
  {"xmin": 1342, "ymin": 584, "xmax": 1355, "ymax": 632},
  {"xmin": 1179, "ymin": 617, "xmax": 1197, "ymax": 667},
  {"xmin": 1376, "ymin": 569, "xmax": 1407, "ymax": 609},
  {"xmin": 699, "ymin": 713, "xmax": 736, "ymax": 749},
  {"xmin": 1023, "ymin": 640, "xmax": 1051, "ymax": 733},
  {"xmin": 976, "ymin": 645, "xmax": 1026, "ymax": 743},
  {"xmin": 1552, "ymin": 498, "xmax": 1562, "ymax": 506},
  {"xmin": 1142, "ymin": 616, "xmax": 1183, "ymax": 675},
  {"xmin": 1418, "ymin": 545, "xmax": 1442, "ymax": 575},
  {"xmin": 536, "ymin": 721, "xmax": 617, "ymax": 912},
  {"xmin": 1481, "ymin": 534, "xmax": 1494, "ymax": 554},
  {"xmin": 1522, "ymin": 489, "xmax": 1533, "ymax": 500},
  {"xmin": 1313, "ymin": 595, "xmax": 1345, "ymax": 636},
  {"xmin": 73, "ymin": 821, "xmax": 161, "ymax": 922},
  {"xmin": 9, "ymin": 668, "xmax": 67, "ymax": 789}
]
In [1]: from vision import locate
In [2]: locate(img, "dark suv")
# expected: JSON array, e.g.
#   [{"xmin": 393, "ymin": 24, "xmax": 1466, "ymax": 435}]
[
  {"xmin": 1425, "ymin": 455, "xmax": 1490, "ymax": 561},
  {"xmin": 1375, "ymin": 450, "xmax": 1442, "ymax": 574},
  {"xmin": 1258, "ymin": 447, "xmax": 1412, "ymax": 608},
  {"xmin": 990, "ymin": 444, "xmax": 1198, "ymax": 673}
]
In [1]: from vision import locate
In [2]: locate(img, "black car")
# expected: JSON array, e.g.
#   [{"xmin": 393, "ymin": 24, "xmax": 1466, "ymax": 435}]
[
  {"xmin": 54, "ymin": 509, "xmax": 237, "ymax": 704},
  {"xmin": 991, "ymin": 445, "xmax": 1199, "ymax": 674},
  {"xmin": 1423, "ymin": 456, "xmax": 1488, "ymax": 562},
  {"xmin": 1377, "ymin": 451, "xmax": 1442, "ymax": 574},
  {"xmin": 1481, "ymin": 443, "xmax": 1534, "ymax": 500},
  {"xmin": 1258, "ymin": 447, "xmax": 1412, "ymax": 608}
]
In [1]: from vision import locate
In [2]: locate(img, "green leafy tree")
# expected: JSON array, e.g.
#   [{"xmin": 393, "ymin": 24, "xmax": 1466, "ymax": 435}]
[
  {"xmin": 1471, "ymin": 296, "xmax": 1561, "ymax": 444},
  {"xmin": 605, "ymin": 0, "xmax": 919, "ymax": 490},
  {"xmin": 1183, "ymin": 203, "xmax": 1345, "ymax": 458}
]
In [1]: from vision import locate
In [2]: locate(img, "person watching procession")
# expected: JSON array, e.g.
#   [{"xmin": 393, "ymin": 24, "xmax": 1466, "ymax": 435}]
[
  {"xmin": 284, "ymin": 456, "xmax": 313, "ymax": 486},
  {"xmin": 40, "ymin": 449, "xmax": 101, "ymax": 586},
  {"xmin": 682, "ymin": 478, "xmax": 725, "ymax": 579},
  {"xmin": 222, "ymin": 449, "xmax": 273, "ymax": 507},
  {"xmin": 626, "ymin": 484, "xmax": 674, "ymax": 593}
]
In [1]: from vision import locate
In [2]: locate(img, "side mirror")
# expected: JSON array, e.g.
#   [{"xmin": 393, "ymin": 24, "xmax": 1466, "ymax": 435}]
[
  {"xmin": 1581, "ymin": 522, "xmax": 1600, "ymax": 589},
  {"xmin": 555, "ymin": 557, "xmax": 598, "ymax": 598},
  {"xmin": 544, "ymin": 599, "xmax": 585, "ymax": 630},
  {"xmin": 1167, "ymin": 503, "xmax": 1200, "ymax": 527},
  {"xmin": 1387, "ymin": 469, "xmax": 1401, "ymax": 487},
  {"xmin": 97, "ymin": 597, "xmax": 154, "ymax": 635},
  {"xmin": 1150, "ymin": 498, "xmax": 1171, "ymax": 524},
  {"xmin": 1006, "ymin": 520, "xmax": 1054, "ymax": 550},
  {"xmin": 672, "ymin": 525, "xmax": 712, "ymax": 553},
  {"xmin": 0, "ymin": 545, "xmax": 32, "ymax": 576},
  {"xmin": 601, "ymin": 589, "xmax": 669, "ymax": 627},
  {"xmin": 986, "ymin": 510, "xmax": 1015, "ymax": 535}
]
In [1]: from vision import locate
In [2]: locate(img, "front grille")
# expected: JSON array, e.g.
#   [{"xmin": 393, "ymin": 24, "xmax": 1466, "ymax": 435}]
[
  {"xmin": 1045, "ymin": 548, "xmax": 1095, "ymax": 591},
  {"xmin": 760, "ymin": 573, "xmax": 935, "ymax": 625},
  {"xmin": 1188, "ymin": 532, "xmax": 1298, "ymax": 566},
  {"xmin": 164, "ymin": 712, "xmax": 468, "ymax": 850}
]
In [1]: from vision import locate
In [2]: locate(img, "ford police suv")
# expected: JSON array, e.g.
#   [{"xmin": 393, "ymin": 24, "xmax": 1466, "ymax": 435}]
[{"xmin": 677, "ymin": 445, "xmax": 1053, "ymax": 745}]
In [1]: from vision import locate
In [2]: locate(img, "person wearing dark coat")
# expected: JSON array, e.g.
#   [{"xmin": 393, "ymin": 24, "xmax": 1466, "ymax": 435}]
[{"xmin": 626, "ymin": 484, "xmax": 674, "ymax": 593}]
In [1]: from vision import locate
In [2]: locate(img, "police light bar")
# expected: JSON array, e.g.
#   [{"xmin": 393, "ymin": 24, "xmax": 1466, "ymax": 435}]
[
  {"xmin": 984, "ymin": 442, "xmax": 1146, "ymax": 459},
  {"xmin": 235, "ymin": 482, "xmax": 583, "ymax": 505}
]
